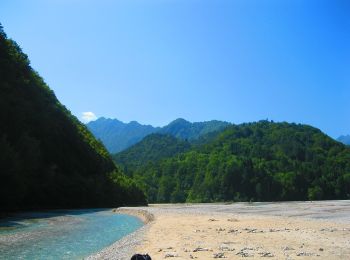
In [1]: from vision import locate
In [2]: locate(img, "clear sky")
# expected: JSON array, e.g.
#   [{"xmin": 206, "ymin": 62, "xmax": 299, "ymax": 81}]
[{"xmin": 1, "ymin": 0, "xmax": 349, "ymax": 137}]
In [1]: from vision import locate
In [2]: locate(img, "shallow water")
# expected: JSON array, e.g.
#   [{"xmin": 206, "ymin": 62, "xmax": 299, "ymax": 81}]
[{"xmin": 0, "ymin": 209, "xmax": 143, "ymax": 259}]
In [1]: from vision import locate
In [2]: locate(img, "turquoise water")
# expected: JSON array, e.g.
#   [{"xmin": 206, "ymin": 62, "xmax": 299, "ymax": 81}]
[{"xmin": 0, "ymin": 209, "xmax": 143, "ymax": 259}]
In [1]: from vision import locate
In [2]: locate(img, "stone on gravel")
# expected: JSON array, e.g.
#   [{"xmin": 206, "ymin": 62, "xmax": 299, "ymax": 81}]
[{"xmin": 213, "ymin": 252, "xmax": 226, "ymax": 258}]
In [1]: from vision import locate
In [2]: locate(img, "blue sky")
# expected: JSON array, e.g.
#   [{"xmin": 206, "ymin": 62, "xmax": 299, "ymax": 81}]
[{"xmin": 1, "ymin": 0, "xmax": 349, "ymax": 137}]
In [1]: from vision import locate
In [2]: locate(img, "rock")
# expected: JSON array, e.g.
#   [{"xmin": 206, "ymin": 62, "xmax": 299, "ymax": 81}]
[
  {"xmin": 219, "ymin": 244, "xmax": 235, "ymax": 251},
  {"xmin": 227, "ymin": 218, "xmax": 239, "ymax": 222},
  {"xmin": 236, "ymin": 248, "xmax": 255, "ymax": 257},
  {"xmin": 259, "ymin": 251, "xmax": 274, "ymax": 257},
  {"xmin": 320, "ymin": 228, "xmax": 338, "ymax": 232},
  {"xmin": 213, "ymin": 252, "xmax": 226, "ymax": 258},
  {"xmin": 236, "ymin": 251, "xmax": 253, "ymax": 257},
  {"xmin": 269, "ymin": 229, "xmax": 281, "ymax": 232},
  {"xmin": 193, "ymin": 247, "xmax": 212, "ymax": 252},
  {"xmin": 164, "ymin": 253, "xmax": 178, "ymax": 258},
  {"xmin": 296, "ymin": 252, "xmax": 313, "ymax": 256},
  {"xmin": 319, "ymin": 248, "xmax": 324, "ymax": 252},
  {"xmin": 241, "ymin": 247, "xmax": 254, "ymax": 251},
  {"xmin": 208, "ymin": 219, "xmax": 218, "ymax": 222},
  {"xmin": 246, "ymin": 228, "xmax": 257, "ymax": 233}
]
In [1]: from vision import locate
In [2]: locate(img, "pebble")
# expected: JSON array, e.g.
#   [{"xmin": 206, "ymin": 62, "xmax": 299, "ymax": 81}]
[
  {"xmin": 219, "ymin": 244, "xmax": 235, "ymax": 251},
  {"xmin": 213, "ymin": 252, "xmax": 226, "ymax": 258},
  {"xmin": 164, "ymin": 252, "xmax": 178, "ymax": 258},
  {"xmin": 193, "ymin": 247, "xmax": 212, "ymax": 252},
  {"xmin": 259, "ymin": 251, "xmax": 274, "ymax": 257},
  {"xmin": 236, "ymin": 247, "xmax": 255, "ymax": 257},
  {"xmin": 296, "ymin": 251, "xmax": 313, "ymax": 256}
]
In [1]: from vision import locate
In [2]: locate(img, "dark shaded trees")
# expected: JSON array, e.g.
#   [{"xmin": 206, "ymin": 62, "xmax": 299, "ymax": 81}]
[{"xmin": 0, "ymin": 25, "xmax": 146, "ymax": 212}]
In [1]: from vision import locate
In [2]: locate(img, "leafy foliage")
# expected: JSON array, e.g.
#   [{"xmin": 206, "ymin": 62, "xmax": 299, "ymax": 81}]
[
  {"xmin": 158, "ymin": 118, "xmax": 230, "ymax": 141},
  {"xmin": 113, "ymin": 134, "xmax": 191, "ymax": 173},
  {"xmin": 0, "ymin": 25, "xmax": 146, "ymax": 212},
  {"xmin": 118, "ymin": 121, "xmax": 350, "ymax": 203}
]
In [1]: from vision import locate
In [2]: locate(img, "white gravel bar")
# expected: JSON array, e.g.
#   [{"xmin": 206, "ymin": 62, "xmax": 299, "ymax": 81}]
[{"xmin": 87, "ymin": 200, "xmax": 350, "ymax": 259}]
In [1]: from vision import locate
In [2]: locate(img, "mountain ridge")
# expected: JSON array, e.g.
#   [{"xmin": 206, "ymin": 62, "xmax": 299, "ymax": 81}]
[
  {"xmin": 113, "ymin": 133, "xmax": 192, "ymax": 173},
  {"xmin": 338, "ymin": 134, "xmax": 350, "ymax": 145},
  {"xmin": 87, "ymin": 117, "xmax": 230, "ymax": 153}
]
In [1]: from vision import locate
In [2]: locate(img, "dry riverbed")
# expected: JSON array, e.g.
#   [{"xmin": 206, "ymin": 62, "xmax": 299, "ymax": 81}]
[{"xmin": 90, "ymin": 201, "xmax": 350, "ymax": 260}]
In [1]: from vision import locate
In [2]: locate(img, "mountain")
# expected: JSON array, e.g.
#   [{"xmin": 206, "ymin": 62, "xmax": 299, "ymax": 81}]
[
  {"xmin": 337, "ymin": 135, "xmax": 350, "ymax": 145},
  {"xmin": 87, "ymin": 117, "xmax": 158, "ymax": 153},
  {"xmin": 158, "ymin": 118, "xmax": 230, "ymax": 141},
  {"xmin": 117, "ymin": 121, "xmax": 350, "ymax": 203},
  {"xmin": 87, "ymin": 117, "xmax": 230, "ymax": 153},
  {"xmin": 113, "ymin": 134, "xmax": 191, "ymax": 172},
  {"xmin": 0, "ymin": 25, "xmax": 146, "ymax": 212}
]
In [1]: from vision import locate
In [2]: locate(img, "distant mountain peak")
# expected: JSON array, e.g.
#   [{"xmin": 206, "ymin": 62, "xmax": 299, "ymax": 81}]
[
  {"xmin": 129, "ymin": 120, "xmax": 141, "ymax": 126},
  {"xmin": 87, "ymin": 117, "xmax": 231, "ymax": 153},
  {"xmin": 337, "ymin": 134, "xmax": 350, "ymax": 145},
  {"xmin": 171, "ymin": 118, "xmax": 190, "ymax": 124},
  {"xmin": 92, "ymin": 117, "xmax": 122, "ymax": 123},
  {"xmin": 86, "ymin": 117, "xmax": 157, "ymax": 153}
]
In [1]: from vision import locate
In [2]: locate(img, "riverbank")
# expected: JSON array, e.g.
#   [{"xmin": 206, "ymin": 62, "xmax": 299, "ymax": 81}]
[
  {"xmin": 86, "ymin": 209, "xmax": 155, "ymax": 260},
  {"xmin": 94, "ymin": 201, "xmax": 350, "ymax": 260},
  {"xmin": 0, "ymin": 209, "xmax": 143, "ymax": 260}
]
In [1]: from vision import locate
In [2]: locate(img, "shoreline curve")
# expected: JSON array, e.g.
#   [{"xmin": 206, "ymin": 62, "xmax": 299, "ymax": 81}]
[{"xmin": 86, "ymin": 207, "xmax": 154, "ymax": 260}]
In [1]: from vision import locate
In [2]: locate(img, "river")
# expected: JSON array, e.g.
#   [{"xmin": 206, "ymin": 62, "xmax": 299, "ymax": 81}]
[{"xmin": 0, "ymin": 209, "xmax": 143, "ymax": 259}]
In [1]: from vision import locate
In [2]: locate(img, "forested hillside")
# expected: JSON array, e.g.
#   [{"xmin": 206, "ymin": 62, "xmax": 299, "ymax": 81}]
[
  {"xmin": 0, "ymin": 25, "xmax": 146, "ymax": 212},
  {"xmin": 117, "ymin": 121, "xmax": 350, "ymax": 203},
  {"xmin": 158, "ymin": 118, "xmax": 230, "ymax": 141},
  {"xmin": 113, "ymin": 134, "xmax": 191, "ymax": 172}
]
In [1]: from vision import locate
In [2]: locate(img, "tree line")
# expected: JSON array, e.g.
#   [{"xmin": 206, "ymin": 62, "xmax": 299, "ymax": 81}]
[{"xmin": 115, "ymin": 121, "xmax": 350, "ymax": 203}]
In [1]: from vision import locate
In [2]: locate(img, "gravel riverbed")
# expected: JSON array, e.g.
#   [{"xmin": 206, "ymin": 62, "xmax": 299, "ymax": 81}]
[{"xmin": 88, "ymin": 200, "xmax": 350, "ymax": 260}]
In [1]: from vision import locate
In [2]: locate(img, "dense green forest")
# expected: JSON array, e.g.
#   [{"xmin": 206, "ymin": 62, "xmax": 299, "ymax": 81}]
[
  {"xmin": 157, "ymin": 118, "xmax": 230, "ymax": 141},
  {"xmin": 0, "ymin": 25, "xmax": 146, "ymax": 212},
  {"xmin": 87, "ymin": 117, "xmax": 230, "ymax": 153},
  {"xmin": 115, "ymin": 121, "xmax": 350, "ymax": 203},
  {"xmin": 114, "ymin": 134, "xmax": 191, "ymax": 173}
]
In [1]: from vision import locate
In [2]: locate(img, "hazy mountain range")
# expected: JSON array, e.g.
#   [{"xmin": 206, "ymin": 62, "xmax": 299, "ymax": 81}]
[
  {"xmin": 87, "ymin": 117, "xmax": 230, "ymax": 153},
  {"xmin": 337, "ymin": 135, "xmax": 350, "ymax": 145}
]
